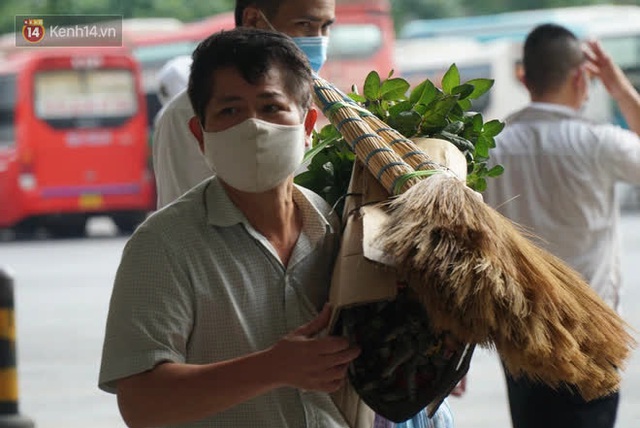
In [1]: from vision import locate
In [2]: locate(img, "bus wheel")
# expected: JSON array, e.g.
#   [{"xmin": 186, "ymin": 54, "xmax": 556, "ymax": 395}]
[
  {"xmin": 47, "ymin": 217, "xmax": 87, "ymax": 239},
  {"xmin": 112, "ymin": 212, "xmax": 147, "ymax": 235}
]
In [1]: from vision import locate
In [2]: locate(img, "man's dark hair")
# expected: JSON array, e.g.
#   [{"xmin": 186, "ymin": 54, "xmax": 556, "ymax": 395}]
[
  {"xmin": 188, "ymin": 27, "xmax": 313, "ymax": 126},
  {"xmin": 523, "ymin": 23, "xmax": 585, "ymax": 97},
  {"xmin": 234, "ymin": 0, "xmax": 284, "ymax": 27}
]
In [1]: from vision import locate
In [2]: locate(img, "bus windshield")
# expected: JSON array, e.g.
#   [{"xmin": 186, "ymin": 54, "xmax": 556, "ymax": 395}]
[
  {"xmin": 0, "ymin": 74, "xmax": 16, "ymax": 148},
  {"xmin": 34, "ymin": 69, "xmax": 138, "ymax": 129},
  {"xmin": 328, "ymin": 23, "xmax": 383, "ymax": 59}
]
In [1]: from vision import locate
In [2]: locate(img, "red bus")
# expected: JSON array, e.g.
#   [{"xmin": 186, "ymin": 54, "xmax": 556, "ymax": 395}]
[
  {"xmin": 124, "ymin": 13, "xmax": 235, "ymax": 127},
  {"xmin": 322, "ymin": 0, "xmax": 396, "ymax": 93},
  {"xmin": 0, "ymin": 47, "xmax": 154, "ymax": 237}
]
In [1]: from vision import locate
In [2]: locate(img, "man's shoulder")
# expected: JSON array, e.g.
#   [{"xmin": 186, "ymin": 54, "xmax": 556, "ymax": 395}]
[
  {"xmin": 137, "ymin": 180, "xmax": 211, "ymax": 237},
  {"xmin": 505, "ymin": 103, "xmax": 583, "ymax": 124},
  {"xmin": 296, "ymin": 186, "xmax": 331, "ymax": 213},
  {"xmin": 295, "ymin": 185, "xmax": 340, "ymax": 231}
]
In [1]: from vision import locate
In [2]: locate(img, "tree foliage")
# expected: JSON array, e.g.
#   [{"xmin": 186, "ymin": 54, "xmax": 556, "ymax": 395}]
[{"xmin": 1, "ymin": 0, "xmax": 637, "ymax": 38}]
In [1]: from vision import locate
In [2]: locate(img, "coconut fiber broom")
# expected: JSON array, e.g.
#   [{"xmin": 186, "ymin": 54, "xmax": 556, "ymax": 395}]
[{"xmin": 312, "ymin": 75, "xmax": 635, "ymax": 401}]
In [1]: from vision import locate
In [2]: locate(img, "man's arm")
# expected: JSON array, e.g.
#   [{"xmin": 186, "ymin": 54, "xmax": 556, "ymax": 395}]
[
  {"xmin": 585, "ymin": 40, "xmax": 640, "ymax": 135},
  {"xmin": 116, "ymin": 304, "xmax": 360, "ymax": 428}
]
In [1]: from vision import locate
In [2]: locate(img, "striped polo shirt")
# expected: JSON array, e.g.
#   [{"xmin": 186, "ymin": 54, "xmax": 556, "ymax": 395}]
[{"xmin": 99, "ymin": 176, "xmax": 347, "ymax": 427}]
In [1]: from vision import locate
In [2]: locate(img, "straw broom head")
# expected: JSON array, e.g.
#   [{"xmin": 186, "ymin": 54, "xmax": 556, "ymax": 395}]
[{"xmin": 378, "ymin": 174, "xmax": 635, "ymax": 400}]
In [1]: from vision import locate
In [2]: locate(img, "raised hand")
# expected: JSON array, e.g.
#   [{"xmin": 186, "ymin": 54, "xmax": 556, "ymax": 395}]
[{"xmin": 583, "ymin": 40, "xmax": 636, "ymax": 101}]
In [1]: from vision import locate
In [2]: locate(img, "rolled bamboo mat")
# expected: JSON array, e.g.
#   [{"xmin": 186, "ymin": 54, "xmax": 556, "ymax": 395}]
[
  {"xmin": 313, "ymin": 77, "xmax": 422, "ymax": 194},
  {"xmin": 314, "ymin": 76, "xmax": 454, "ymax": 177}
]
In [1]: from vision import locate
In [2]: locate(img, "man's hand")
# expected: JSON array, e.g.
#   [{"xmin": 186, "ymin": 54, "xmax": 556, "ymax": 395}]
[
  {"xmin": 584, "ymin": 39, "xmax": 640, "ymax": 135},
  {"xmin": 267, "ymin": 304, "xmax": 361, "ymax": 393},
  {"xmin": 584, "ymin": 40, "xmax": 636, "ymax": 102},
  {"xmin": 450, "ymin": 375, "xmax": 467, "ymax": 397}
]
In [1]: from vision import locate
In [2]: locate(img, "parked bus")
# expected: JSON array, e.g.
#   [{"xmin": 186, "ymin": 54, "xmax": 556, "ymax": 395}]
[
  {"xmin": 397, "ymin": 5, "xmax": 640, "ymax": 127},
  {"xmin": 0, "ymin": 47, "xmax": 154, "ymax": 237}
]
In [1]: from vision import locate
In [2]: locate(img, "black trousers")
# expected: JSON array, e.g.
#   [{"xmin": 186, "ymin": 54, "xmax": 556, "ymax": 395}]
[{"xmin": 504, "ymin": 371, "xmax": 619, "ymax": 428}]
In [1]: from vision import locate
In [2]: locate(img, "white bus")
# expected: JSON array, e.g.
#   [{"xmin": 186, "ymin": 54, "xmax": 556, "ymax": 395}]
[{"xmin": 396, "ymin": 5, "xmax": 640, "ymax": 128}]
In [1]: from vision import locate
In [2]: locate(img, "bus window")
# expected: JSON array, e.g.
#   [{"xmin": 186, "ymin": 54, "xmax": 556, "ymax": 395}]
[
  {"xmin": 328, "ymin": 23, "xmax": 383, "ymax": 59},
  {"xmin": 0, "ymin": 74, "xmax": 16, "ymax": 147},
  {"xmin": 34, "ymin": 69, "xmax": 138, "ymax": 129}
]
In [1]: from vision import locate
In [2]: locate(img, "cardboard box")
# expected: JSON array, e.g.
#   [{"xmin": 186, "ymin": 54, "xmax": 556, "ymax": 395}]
[{"xmin": 328, "ymin": 147, "xmax": 473, "ymax": 425}]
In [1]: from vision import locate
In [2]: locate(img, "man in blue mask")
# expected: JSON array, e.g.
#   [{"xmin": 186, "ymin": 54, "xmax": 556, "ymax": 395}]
[{"xmin": 152, "ymin": 0, "xmax": 335, "ymax": 209}]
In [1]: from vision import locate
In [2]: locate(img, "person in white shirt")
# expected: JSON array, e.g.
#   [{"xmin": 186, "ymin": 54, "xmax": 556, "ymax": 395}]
[
  {"xmin": 152, "ymin": 0, "xmax": 333, "ymax": 209},
  {"xmin": 156, "ymin": 55, "xmax": 192, "ymax": 107},
  {"xmin": 483, "ymin": 23, "xmax": 640, "ymax": 428}
]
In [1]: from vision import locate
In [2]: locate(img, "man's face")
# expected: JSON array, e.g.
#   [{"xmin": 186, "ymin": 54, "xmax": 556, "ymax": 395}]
[
  {"xmin": 250, "ymin": 0, "xmax": 336, "ymax": 38},
  {"xmin": 203, "ymin": 65, "xmax": 303, "ymax": 132}
]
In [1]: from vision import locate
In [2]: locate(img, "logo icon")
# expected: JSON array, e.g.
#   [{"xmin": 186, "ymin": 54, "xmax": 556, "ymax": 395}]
[{"xmin": 22, "ymin": 18, "xmax": 45, "ymax": 44}]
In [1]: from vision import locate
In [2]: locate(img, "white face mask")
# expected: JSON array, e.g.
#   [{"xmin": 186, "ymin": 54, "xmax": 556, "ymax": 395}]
[{"xmin": 203, "ymin": 118, "xmax": 306, "ymax": 193}]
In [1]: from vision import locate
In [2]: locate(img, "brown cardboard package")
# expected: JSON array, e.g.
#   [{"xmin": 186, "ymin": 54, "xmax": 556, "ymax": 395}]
[
  {"xmin": 328, "ymin": 139, "xmax": 471, "ymax": 426},
  {"xmin": 328, "ymin": 159, "xmax": 394, "ymax": 428}
]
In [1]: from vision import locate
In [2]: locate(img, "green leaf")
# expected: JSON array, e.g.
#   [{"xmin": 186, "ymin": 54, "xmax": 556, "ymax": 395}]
[
  {"xmin": 348, "ymin": 93, "xmax": 367, "ymax": 103},
  {"xmin": 420, "ymin": 96, "xmax": 458, "ymax": 134},
  {"xmin": 449, "ymin": 103, "xmax": 465, "ymax": 121},
  {"xmin": 475, "ymin": 177, "xmax": 488, "ymax": 192},
  {"xmin": 304, "ymin": 133, "xmax": 342, "ymax": 164},
  {"xmin": 363, "ymin": 71, "xmax": 381, "ymax": 101},
  {"xmin": 457, "ymin": 98, "xmax": 473, "ymax": 111},
  {"xmin": 443, "ymin": 120, "xmax": 464, "ymax": 135},
  {"xmin": 294, "ymin": 170, "xmax": 327, "ymax": 190},
  {"xmin": 466, "ymin": 78, "xmax": 495, "ymax": 99},
  {"xmin": 475, "ymin": 135, "xmax": 491, "ymax": 158},
  {"xmin": 409, "ymin": 79, "xmax": 438, "ymax": 106},
  {"xmin": 388, "ymin": 100, "xmax": 414, "ymax": 116},
  {"xmin": 315, "ymin": 123, "xmax": 341, "ymax": 143},
  {"xmin": 472, "ymin": 113, "xmax": 484, "ymax": 132},
  {"xmin": 441, "ymin": 64, "xmax": 460, "ymax": 94},
  {"xmin": 387, "ymin": 69, "xmax": 395, "ymax": 79},
  {"xmin": 487, "ymin": 164, "xmax": 505, "ymax": 177},
  {"xmin": 380, "ymin": 78, "xmax": 410, "ymax": 101},
  {"xmin": 483, "ymin": 119, "xmax": 505, "ymax": 137},
  {"xmin": 451, "ymin": 83, "xmax": 474, "ymax": 100},
  {"xmin": 437, "ymin": 131, "xmax": 475, "ymax": 152},
  {"xmin": 388, "ymin": 110, "xmax": 422, "ymax": 137}
]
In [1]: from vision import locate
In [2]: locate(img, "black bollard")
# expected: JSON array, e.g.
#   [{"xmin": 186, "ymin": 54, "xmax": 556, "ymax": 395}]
[{"xmin": 0, "ymin": 268, "xmax": 34, "ymax": 428}]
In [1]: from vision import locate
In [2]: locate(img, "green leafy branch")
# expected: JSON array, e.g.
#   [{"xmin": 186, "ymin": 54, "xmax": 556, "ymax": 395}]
[{"xmin": 295, "ymin": 64, "xmax": 505, "ymax": 215}]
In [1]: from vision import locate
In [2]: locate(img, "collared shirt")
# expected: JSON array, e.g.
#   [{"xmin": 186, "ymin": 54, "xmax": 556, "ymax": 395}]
[
  {"xmin": 99, "ymin": 177, "xmax": 347, "ymax": 427},
  {"xmin": 483, "ymin": 102, "xmax": 640, "ymax": 311},
  {"xmin": 152, "ymin": 89, "xmax": 214, "ymax": 209}
]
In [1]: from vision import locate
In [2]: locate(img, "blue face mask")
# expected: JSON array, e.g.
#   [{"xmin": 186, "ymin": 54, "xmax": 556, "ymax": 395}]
[
  {"xmin": 258, "ymin": 10, "xmax": 329, "ymax": 73},
  {"xmin": 292, "ymin": 36, "xmax": 329, "ymax": 73}
]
